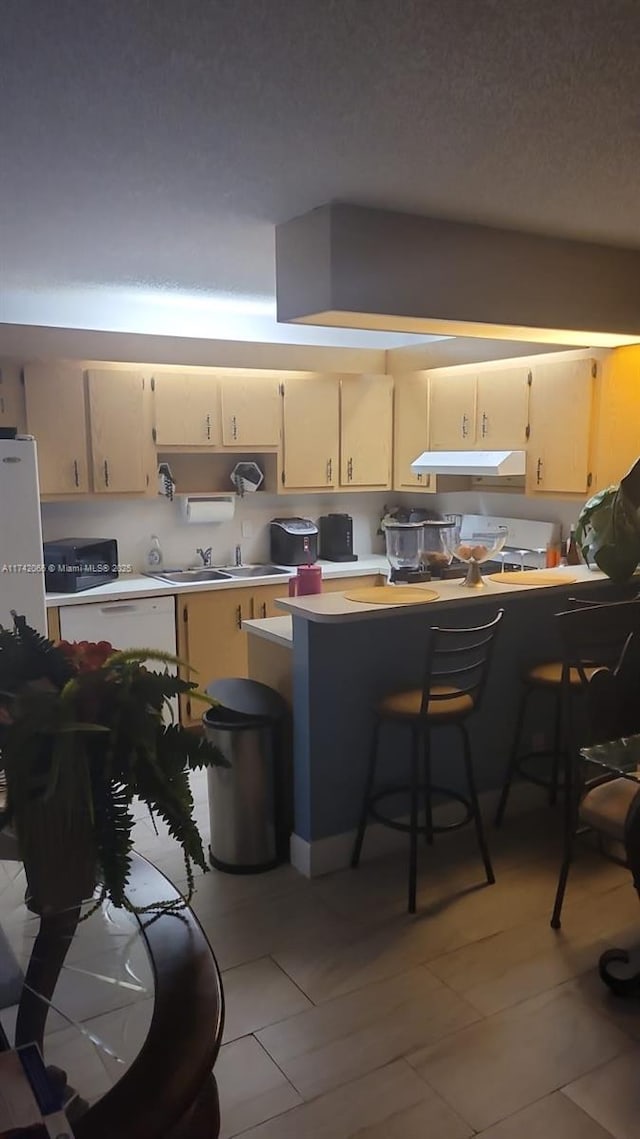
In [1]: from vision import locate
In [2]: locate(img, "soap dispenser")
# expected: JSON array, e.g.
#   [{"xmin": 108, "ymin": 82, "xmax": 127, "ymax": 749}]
[{"xmin": 146, "ymin": 535, "xmax": 164, "ymax": 572}]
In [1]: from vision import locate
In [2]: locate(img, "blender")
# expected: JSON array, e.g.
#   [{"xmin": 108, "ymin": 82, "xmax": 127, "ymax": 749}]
[{"xmin": 384, "ymin": 521, "xmax": 431, "ymax": 583}]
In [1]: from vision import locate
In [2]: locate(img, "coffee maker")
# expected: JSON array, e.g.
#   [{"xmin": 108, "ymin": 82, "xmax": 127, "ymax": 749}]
[{"xmin": 318, "ymin": 514, "xmax": 358, "ymax": 562}]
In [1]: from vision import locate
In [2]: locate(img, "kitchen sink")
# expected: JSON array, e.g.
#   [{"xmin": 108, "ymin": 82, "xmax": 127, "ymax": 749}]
[
  {"xmin": 146, "ymin": 569, "xmax": 233, "ymax": 584},
  {"xmin": 223, "ymin": 565, "xmax": 289, "ymax": 578}
]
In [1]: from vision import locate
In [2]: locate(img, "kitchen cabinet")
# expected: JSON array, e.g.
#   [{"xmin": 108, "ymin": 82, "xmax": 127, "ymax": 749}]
[
  {"xmin": 0, "ymin": 362, "xmax": 25, "ymax": 432},
  {"xmin": 428, "ymin": 373, "xmax": 477, "ymax": 449},
  {"xmin": 590, "ymin": 347, "xmax": 640, "ymax": 491},
  {"xmin": 281, "ymin": 375, "xmax": 339, "ymax": 489},
  {"xmin": 24, "ymin": 363, "xmax": 90, "ymax": 494},
  {"xmin": 527, "ymin": 357, "xmax": 595, "ymax": 494},
  {"xmin": 178, "ymin": 583, "xmax": 290, "ymax": 724},
  {"xmin": 178, "ymin": 587, "xmax": 250, "ymax": 725},
  {"xmin": 220, "ymin": 374, "xmax": 281, "ymax": 446},
  {"xmin": 340, "ymin": 374, "xmax": 393, "ymax": 488},
  {"xmin": 87, "ymin": 369, "xmax": 149, "ymax": 494},
  {"xmin": 475, "ymin": 366, "xmax": 530, "ymax": 448},
  {"xmin": 321, "ymin": 574, "xmax": 382, "ymax": 592},
  {"xmin": 153, "ymin": 371, "xmax": 220, "ymax": 446},
  {"xmin": 393, "ymin": 373, "xmax": 433, "ymax": 491}
]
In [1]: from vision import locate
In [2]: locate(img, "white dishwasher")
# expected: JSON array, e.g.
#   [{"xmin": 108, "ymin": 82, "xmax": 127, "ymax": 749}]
[{"xmin": 58, "ymin": 596, "xmax": 178, "ymax": 720}]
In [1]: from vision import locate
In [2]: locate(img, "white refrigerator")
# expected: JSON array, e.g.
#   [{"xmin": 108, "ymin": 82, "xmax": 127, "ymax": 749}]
[{"xmin": 0, "ymin": 437, "xmax": 47, "ymax": 635}]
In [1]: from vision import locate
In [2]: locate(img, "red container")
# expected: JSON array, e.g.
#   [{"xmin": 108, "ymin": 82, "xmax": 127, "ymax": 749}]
[{"xmin": 288, "ymin": 564, "xmax": 323, "ymax": 596}]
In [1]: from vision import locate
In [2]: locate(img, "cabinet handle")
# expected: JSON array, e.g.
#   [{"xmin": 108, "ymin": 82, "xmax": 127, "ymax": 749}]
[
  {"xmin": 0, "ymin": 397, "xmax": 4, "ymax": 415},
  {"xmin": 348, "ymin": 457, "xmax": 353, "ymax": 481},
  {"xmin": 205, "ymin": 414, "xmax": 212, "ymax": 441},
  {"xmin": 417, "ymin": 472, "xmax": 423, "ymax": 483},
  {"xmin": 261, "ymin": 602, "xmax": 267, "ymax": 618},
  {"xmin": 236, "ymin": 604, "xmax": 242, "ymax": 629},
  {"xmin": 104, "ymin": 459, "xmax": 110, "ymax": 487},
  {"xmin": 481, "ymin": 412, "xmax": 488, "ymax": 438},
  {"xmin": 326, "ymin": 457, "xmax": 332, "ymax": 482},
  {"xmin": 232, "ymin": 415, "xmax": 238, "ymax": 441},
  {"xmin": 461, "ymin": 414, "xmax": 469, "ymax": 439},
  {"xmin": 250, "ymin": 595, "xmax": 255, "ymax": 620},
  {"xmin": 73, "ymin": 459, "xmax": 79, "ymax": 487},
  {"xmin": 536, "ymin": 457, "xmax": 543, "ymax": 485}
]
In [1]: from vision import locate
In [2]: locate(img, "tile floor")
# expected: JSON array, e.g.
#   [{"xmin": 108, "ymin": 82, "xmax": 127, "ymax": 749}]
[{"xmin": 5, "ymin": 772, "xmax": 640, "ymax": 1137}]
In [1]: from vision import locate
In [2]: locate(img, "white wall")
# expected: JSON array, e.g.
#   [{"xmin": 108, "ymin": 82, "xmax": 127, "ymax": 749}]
[
  {"xmin": 423, "ymin": 489, "xmax": 582, "ymax": 542},
  {"xmin": 41, "ymin": 492, "xmax": 393, "ymax": 571}
]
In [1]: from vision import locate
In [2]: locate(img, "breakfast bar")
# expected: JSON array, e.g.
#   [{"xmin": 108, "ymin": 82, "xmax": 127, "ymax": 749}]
[{"xmin": 244, "ymin": 567, "xmax": 639, "ymax": 876}]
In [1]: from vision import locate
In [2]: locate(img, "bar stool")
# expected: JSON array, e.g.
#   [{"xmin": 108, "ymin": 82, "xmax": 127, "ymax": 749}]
[
  {"xmin": 351, "ymin": 610, "xmax": 504, "ymax": 914},
  {"xmin": 494, "ymin": 596, "xmax": 640, "ymax": 828}
]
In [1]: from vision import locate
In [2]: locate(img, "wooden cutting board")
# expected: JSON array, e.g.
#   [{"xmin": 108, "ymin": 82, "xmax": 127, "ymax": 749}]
[
  {"xmin": 487, "ymin": 570, "xmax": 578, "ymax": 586},
  {"xmin": 344, "ymin": 585, "xmax": 439, "ymax": 605}
]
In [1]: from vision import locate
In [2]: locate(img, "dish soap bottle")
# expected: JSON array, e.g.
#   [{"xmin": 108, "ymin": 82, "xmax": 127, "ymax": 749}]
[{"xmin": 146, "ymin": 535, "xmax": 164, "ymax": 572}]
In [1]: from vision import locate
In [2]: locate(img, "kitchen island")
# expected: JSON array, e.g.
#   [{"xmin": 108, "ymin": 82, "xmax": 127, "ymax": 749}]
[{"xmin": 244, "ymin": 566, "xmax": 639, "ymax": 876}]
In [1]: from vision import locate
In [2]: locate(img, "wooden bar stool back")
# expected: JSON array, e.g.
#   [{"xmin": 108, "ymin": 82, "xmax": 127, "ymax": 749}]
[{"xmin": 351, "ymin": 609, "xmax": 504, "ymax": 914}]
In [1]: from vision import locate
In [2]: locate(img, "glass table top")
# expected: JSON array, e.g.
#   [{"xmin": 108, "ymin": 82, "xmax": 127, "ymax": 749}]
[
  {"xmin": 581, "ymin": 733, "xmax": 640, "ymax": 782},
  {"xmin": 0, "ymin": 856, "xmax": 155, "ymax": 1115}
]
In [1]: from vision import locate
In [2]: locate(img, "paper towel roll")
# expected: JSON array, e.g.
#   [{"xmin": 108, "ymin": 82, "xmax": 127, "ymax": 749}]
[{"xmin": 181, "ymin": 495, "xmax": 235, "ymax": 524}]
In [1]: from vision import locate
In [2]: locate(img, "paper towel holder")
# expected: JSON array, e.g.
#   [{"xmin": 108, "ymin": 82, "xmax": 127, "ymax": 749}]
[{"xmin": 179, "ymin": 494, "xmax": 236, "ymax": 524}]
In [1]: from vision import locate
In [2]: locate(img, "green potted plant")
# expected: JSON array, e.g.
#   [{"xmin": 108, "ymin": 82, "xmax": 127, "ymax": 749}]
[{"xmin": 0, "ymin": 614, "xmax": 225, "ymax": 916}]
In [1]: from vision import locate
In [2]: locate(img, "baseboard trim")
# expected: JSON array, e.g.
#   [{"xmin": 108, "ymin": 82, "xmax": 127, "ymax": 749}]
[{"xmin": 289, "ymin": 783, "xmax": 543, "ymax": 878}]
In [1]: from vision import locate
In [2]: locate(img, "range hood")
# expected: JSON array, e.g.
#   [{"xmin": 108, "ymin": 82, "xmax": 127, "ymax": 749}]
[{"xmin": 411, "ymin": 450, "xmax": 527, "ymax": 477}]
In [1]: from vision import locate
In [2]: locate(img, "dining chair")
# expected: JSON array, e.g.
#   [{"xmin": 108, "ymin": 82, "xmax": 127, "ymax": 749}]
[
  {"xmin": 351, "ymin": 609, "xmax": 504, "ymax": 914},
  {"xmin": 550, "ymin": 601, "xmax": 640, "ymax": 929}
]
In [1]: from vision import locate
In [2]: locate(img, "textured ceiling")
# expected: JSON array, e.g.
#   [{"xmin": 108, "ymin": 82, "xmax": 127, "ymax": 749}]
[{"xmin": 2, "ymin": 0, "xmax": 640, "ymax": 300}]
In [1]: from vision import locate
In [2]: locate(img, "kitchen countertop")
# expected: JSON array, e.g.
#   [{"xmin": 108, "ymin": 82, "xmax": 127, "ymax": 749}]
[
  {"xmin": 44, "ymin": 556, "xmax": 388, "ymax": 608},
  {"xmin": 275, "ymin": 564, "xmax": 610, "ymax": 623},
  {"xmin": 242, "ymin": 615, "xmax": 293, "ymax": 646}
]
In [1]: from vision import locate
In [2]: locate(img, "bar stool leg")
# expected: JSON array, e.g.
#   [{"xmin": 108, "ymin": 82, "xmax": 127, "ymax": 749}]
[
  {"xmin": 421, "ymin": 726, "xmax": 434, "ymax": 845},
  {"xmin": 494, "ymin": 686, "xmax": 531, "ymax": 828},
  {"xmin": 548, "ymin": 688, "xmax": 564, "ymax": 806},
  {"xmin": 408, "ymin": 724, "xmax": 420, "ymax": 913},
  {"xmin": 351, "ymin": 718, "xmax": 381, "ymax": 869},
  {"xmin": 460, "ymin": 723, "xmax": 495, "ymax": 885}
]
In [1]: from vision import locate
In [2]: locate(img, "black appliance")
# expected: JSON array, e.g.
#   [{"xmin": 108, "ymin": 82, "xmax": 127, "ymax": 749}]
[
  {"xmin": 318, "ymin": 514, "xmax": 358, "ymax": 562},
  {"xmin": 269, "ymin": 518, "xmax": 318, "ymax": 566},
  {"xmin": 43, "ymin": 537, "xmax": 120, "ymax": 593}
]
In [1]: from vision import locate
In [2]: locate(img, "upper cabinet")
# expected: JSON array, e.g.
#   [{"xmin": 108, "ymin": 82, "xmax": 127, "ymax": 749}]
[
  {"xmin": 153, "ymin": 372, "xmax": 220, "ymax": 446},
  {"xmin": 590, "ymin": 347, "xmax": 640, "ymax": 491},
  {"xmin": 220, "ymin": 374, "xmax": 281, "ymax": 447},
  {"xmin": 24, "ymin": 363, "xmax": 90, "ymax": 495},
  {"xmin": 281, "ymin": 375, "xmax": 339, "ymax": 489},
  {"xmin": 428, "ymin": 373, "xmax": 477, "ymax": 449},
  {"xmin": 340, "ymin": 374, "xmax": 393, "ymax": 488},
  {"xmin": 87, "ymin": 369, "xmax": 150, "ymax": 494},
  {"xmin": 527, "ymin": 358, "xmax": 595, "ymax": 494},
  {"xmin": 475, "ymin": 366, "xmax": 530, "ymax": 449},
  {"xmin": 393, "ymin": 373, "xmax": 433, "ymax": 491},
  {"xmin": 428, "ymin": 366, "xmax": 530, "ymax": 451}
]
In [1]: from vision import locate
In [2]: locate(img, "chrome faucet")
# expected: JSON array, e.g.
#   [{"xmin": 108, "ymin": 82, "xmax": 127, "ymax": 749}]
[
  {"xmin": 234, "ymin": 544, "xmax": 242, "ymax": 567},
  {"xmin": 196, "ymin": 547, "xmax": 213, "ymax": 567}
]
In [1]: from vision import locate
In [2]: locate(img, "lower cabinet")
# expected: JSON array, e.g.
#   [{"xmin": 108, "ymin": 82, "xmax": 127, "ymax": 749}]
[{"xmin": 177, "ymin": 576, "xmax": 383, "ymax": 725}]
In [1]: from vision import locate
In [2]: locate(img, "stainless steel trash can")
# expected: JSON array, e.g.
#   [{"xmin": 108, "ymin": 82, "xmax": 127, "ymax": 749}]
[{"xmin": 204, "ymin": 679, "xmax": 288, "ymax": 874}]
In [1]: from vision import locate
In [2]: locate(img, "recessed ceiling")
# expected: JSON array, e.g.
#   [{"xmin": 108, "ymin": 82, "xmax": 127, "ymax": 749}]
[{"xmin": 2, "ymin": 0, "xmax": 640, "ymax": 305}]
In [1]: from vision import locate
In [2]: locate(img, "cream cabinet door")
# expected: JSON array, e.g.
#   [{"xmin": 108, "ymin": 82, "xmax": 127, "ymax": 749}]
[
  {"xmin": 476, "ymin": 367, "xmax": 531, "ymax": 449},
  {"xmin": 177, "ymin": 588, "xmax": 250, "ymax": 725},
  {"xmin": 0, "ymin": 362, "xmax": 25, "ymax": 432},
  {"xmin": 220, "ymin": 375, "xmax": 281, "ymax": 446},
  {"xmin": 393, "ymin": 374, "xmax": 433, "ymax": 491},
  {"xmin": 87, "ymin": 369, "xmax": 148, "ymax": 493},
  {"xmin": 340, "ymin": 374, "xmax": 393, "ymax": 487},
  {"xmin": 24, "ymin": 364, "xmax": 90, "ymax": 494},
  {"xmin": 591, "ymin": 348, "xmax": 640, "ymax": 490},
  {"xmin": 281, "ymin": 375, "xmax": 339, "ymax": 489},
  {"xmin": 153, "ymin": 372, "xmax": 220, "ymax": 446},
  {"xmin": 428, "ymin": 373, "xmax": 477, "ymax": 448},
  {"xmin": 527, "ymin": 358, "xmax": 594, "ymax": 494}
]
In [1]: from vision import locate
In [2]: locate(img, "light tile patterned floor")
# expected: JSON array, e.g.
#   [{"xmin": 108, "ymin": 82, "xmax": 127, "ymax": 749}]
[{"xmin": 11, "ymin": 771, "xmax": 640, "ymax": 1137}]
